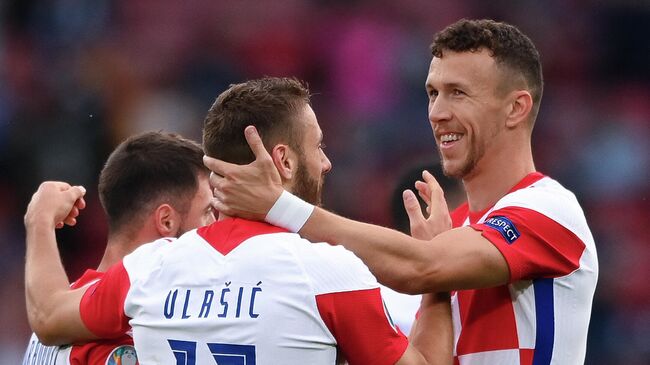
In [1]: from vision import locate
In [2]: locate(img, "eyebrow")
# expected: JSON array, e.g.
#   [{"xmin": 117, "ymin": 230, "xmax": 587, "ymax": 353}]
[{"xmin": 426, "ymin": 81, "xmax": 469, "ymax": 90}]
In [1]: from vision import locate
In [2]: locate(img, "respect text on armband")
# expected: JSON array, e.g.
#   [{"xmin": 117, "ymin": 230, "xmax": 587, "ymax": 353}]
[
  {"xmin": 484, "ymin": 216, "xmax": 520, "ymax": 244},
  {"xmin": 163, "ymin": 281, "xmax": 262, "ymax": 320}
]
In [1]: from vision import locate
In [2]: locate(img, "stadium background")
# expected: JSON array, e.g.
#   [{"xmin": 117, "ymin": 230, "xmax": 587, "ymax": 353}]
[{"xmin": 1, "ymin": 0, "xmax": 648, "ymax": 363}]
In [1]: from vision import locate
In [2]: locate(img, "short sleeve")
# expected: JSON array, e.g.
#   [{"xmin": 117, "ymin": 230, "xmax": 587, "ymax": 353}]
[
  {"xmin": 79, "ymin": 261, "xmax": 132, "ymax": 338},
  {"xmin": 316, "ymin": 287, "xmax": 408, "ymax": 365},
  {"xmin": 470, "ymin": 206, "xmax": 586, "ymax": 281},
  {"xmin": 300, "ymin": 242, "xmax": 408, "ymax": 364}
]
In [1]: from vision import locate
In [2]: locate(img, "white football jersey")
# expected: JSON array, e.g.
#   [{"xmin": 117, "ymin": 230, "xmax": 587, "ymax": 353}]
[
  {"xmin": 449, "ymin": 172, "xmax": 598, "ymax": 364},
  {"xmin": 80, "ymin": 219, "xmax": 408, "ymax": 365}
]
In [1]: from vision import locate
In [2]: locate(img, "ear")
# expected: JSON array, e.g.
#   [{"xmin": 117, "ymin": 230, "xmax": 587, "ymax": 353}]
[
  {"xmin": 505, "ymin": 90, "xmax": 533, "ymax": 129},
  {"xmin": 153, "ymin": 204, "xmax": 181, "ymax": 237},
  {"xmin": 270, "ymin": 144, "xmax": 297, "ymax": 181}
]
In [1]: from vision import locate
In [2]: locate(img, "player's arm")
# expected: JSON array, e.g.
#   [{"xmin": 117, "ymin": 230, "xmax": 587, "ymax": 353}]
[
  {"xmin": 397, "ymin": 292, "xmax": 452, "ymax": 365},
  {"xmin": 205, "ymin": 126, "xmax": 509, "ymax": 293},
  {"xmin": 24, "ymin": 182, "xmax": 98, "ymax": 345},
  {"xmin": 304, "ymin": 209, "xmax": 508, "ymax": 293},
  {"xmin": 397, "ymin": 196, "xmax": 453, "ymax": 364}
]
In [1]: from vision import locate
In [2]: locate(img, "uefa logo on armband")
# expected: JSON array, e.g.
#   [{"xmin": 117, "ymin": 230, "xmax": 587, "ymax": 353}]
[{"xmin": 106, "ymin": 345, "xmax": 138, "ymax": 365}]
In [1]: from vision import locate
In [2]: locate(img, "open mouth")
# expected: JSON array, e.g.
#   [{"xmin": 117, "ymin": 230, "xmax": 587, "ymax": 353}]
[{"xmin": 440, "ymin": 133, "xmax": 462, "ymax": 146}]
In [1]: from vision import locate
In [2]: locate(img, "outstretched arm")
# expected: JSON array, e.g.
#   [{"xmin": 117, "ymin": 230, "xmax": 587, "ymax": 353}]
[
  {"xmin": 24, "ymin": 182, "xmax": 98, "ymax": 345},
  {"xmin": 205, "ymin": 126, "xmax": 509, "ymax": 293}
]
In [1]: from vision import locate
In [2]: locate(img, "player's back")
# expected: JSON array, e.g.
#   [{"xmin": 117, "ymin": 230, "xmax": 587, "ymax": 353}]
[{"xmin": 83, "ymin": 218, "xmax": 402, "ymax": 364}]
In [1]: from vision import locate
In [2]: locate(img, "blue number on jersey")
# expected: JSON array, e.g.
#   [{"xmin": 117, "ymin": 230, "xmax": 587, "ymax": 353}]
[
  {"xmin": 208, "ymin": 343, "xmax": 256, "ymax": 365},
  {"xmin": 168, "ymin": 340, "xmax": 196, "ymax": 365},
  {"xmin": 168, "ymin": 340, "xmax": 256, "ymax": 365}
]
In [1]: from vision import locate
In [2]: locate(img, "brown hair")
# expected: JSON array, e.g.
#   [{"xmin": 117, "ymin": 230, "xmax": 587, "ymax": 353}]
[
  {"xmin": 202, "ymin": 77, "xmax": 311, "ymax": 164},
  {"xmin": 98, "ymin": 131, "xmax": 206, "ymax": 232},
  {"xmin": 431, "ymin": 19, "xmax": 543, "ymax": 121}
]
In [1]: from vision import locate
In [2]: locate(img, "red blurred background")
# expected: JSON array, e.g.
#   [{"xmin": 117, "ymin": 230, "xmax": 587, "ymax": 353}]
[{"xmin": 1, "ymin": 1, "xmax": 648, "ymax": 363}]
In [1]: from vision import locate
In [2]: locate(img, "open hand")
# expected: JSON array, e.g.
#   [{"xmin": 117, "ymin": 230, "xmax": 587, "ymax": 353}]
[
  {"xmin": 203, "ymin": 126, "xmax": 284, "ymax": 221},
  {"xmin": 402, "ymin": 170, "xmax": 452, "ymax": 240},
  {"xmin": 24, "ymin": 182, "xmax": 87, "ymax": 229}
]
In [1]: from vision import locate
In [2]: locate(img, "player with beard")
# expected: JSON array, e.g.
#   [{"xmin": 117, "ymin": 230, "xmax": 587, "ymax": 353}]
[
  {"xmin": 204, "ymin": 20, "xmax": 598, "ymax": 365},
  {"xmin": 23, "ymin": 78, "xmax": 453, "ymax": 364}
]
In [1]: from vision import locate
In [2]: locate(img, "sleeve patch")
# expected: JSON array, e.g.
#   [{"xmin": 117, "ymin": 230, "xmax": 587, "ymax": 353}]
[{"xmin": 483, "ymin": 216, "xmax": 520, "ymax": 244}]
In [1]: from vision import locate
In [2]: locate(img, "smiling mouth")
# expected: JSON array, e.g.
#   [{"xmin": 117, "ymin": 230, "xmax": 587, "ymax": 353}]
[{"xmin": 440, "ymin": 133, "xmax": 462, "ymax": 145}]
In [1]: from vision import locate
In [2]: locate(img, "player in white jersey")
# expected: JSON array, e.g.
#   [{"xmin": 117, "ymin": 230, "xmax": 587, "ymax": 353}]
[
  {"xmin": 22, "ymin": 132, "xmax": 215, "ymax": 365},
  {"xmin": 204, "ymin": 20, "xmax": 599, "ymax": 365},
  {"xmin": 23, "ymin": 78, "xmax": 453, "ymax": 364}
]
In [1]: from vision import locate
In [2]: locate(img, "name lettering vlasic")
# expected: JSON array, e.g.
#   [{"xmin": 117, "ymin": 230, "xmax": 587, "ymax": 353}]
[{"xmin": 164, "ymin": 282, "xmax": 262, "ymax": 320}]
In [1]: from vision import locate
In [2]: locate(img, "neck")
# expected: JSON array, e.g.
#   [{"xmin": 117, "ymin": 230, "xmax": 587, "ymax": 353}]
[
  {"xmin": 462, "ymin": 139, "xmax": 535, "ymax": 212},
  {"xmin": 96, "ymin": 230, "xmax": 160, "ymax": 272}
]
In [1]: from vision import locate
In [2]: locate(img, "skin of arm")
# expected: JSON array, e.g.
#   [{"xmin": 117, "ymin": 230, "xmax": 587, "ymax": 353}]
[
  {"xmin": 24, "ymin": 181, "xmax": 98, "ymax": 345},
  {"xmin": 205, "ymin": 126, "xmax": 509, "ymax": 294},
  {"xmin": 396, "ymin": 292, "xmax": 453, "ymax": 365},
  {"xmin": 395, "ymin": 191, "xmax": 453, "ymax": 365}
]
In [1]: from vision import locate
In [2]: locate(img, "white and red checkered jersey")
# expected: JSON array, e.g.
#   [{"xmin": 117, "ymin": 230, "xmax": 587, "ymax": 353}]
[
  {"xmin": 22, "ymin": 270, "xmax": 137, "ymax": 365},
  {"xmin": 79, "ymin": 218, "xmax": 408, "ymax": 365},
  {"xmin": 449, "ymin": 172, "xmax": 598, "ymax": 365}
]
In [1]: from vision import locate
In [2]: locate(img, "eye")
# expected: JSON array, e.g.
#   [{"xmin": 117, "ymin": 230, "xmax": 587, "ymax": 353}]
[
  {"xmin": 452, "ymin": 89, "xmax": 465, "ymax": 96},
  {"xmin": 427, "ymin": 88, "xmax": 438, "ymax": 98}
]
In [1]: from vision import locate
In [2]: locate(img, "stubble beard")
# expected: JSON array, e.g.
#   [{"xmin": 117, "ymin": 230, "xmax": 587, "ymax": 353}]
[
  {"xmin": 292, "ymin": 159, "xmax": 323, "ymax": 207},
  {"xmin": 438, "ymin": 137, "xmax": 484, "ymax": 180}
]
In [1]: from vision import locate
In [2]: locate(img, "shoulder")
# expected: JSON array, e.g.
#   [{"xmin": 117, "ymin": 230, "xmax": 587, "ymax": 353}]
[
  {"xmin": 293, "ymin": 239, "xmax": 379, "ymax": 295},
  {"xmin": 122, "ymin": 237, "xmax": 177, "ymax": 279},
  {"xmin": 496, "ymin": 176, "xmax": 587, "ymax": 228}
]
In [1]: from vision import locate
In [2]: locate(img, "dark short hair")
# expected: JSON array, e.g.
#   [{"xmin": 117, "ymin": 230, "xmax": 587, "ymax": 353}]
[
  {"xmin": 98, "ymin": 131, "xmax": 206, "ymax": 233},
  {"xmin": 431, "ymin": 19, "xmax": 543, "ymax": 121},
  {"xmin": 202, "ymin": 77, "xmax": 311, "ymax": 164}
]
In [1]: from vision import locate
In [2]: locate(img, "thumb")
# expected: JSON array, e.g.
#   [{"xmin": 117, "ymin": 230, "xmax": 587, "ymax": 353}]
[{"xmin": 244, "ymin": 126, "xmax": 272, "ymax": 161}]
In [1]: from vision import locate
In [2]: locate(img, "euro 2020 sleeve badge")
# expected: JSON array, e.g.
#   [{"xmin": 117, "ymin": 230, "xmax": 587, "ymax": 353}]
[{"xmin": 106, "ymin": 345, "xmax": 137, "ymax": 365}]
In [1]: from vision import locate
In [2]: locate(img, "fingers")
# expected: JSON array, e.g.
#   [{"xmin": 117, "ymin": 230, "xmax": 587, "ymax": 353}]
[
  {"xmin": 244, "ymin": 126, "xmax": 272, "ymax": 161},
  {"xmin": 209, "ymin": 171, "xmax": 223, "ymax": 190},
  {"xmin": 210, "ymin": 196, "xmax": 233, "ymax": 218},
  {"xmin": 422, "ymin": 170, "xmax": 447, "ymax": 208},
  {"xmin": 59, "ymin": 186, "xmax": 86, "ymax": 228},
  {"xmin": 203, "ymin": 155, "xmax": 237, "ymax": 178},
  {"xmin": 402, "ymin": 189, "xmax": 425, "ymax": 224},
  {"xmin": 26, "ymin": 182, "xmax": 88, "ymax": 229},
  {"xmin": 68, "ymin": 185, "xmax": 86, "ymax": 201},
  {"xmin": 415, "ymin": 180, "xmax": 431, "ymax": 206}
]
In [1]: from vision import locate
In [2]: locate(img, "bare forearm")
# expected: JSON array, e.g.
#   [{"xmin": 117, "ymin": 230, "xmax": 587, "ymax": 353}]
[
  {"xmin": 409, "ymin": 293, "xmax": 453, "ymax": 365},
  {"xmin": 301, "ymin": 208, "xmax": 510, "ymax": 293},
  {"xmin": 25, "ymin": 220, "xmax": 74, "ymax": 342},
  {"xmin": 301, "ymin": 208, "xmax": 440, "ymax": 293}
]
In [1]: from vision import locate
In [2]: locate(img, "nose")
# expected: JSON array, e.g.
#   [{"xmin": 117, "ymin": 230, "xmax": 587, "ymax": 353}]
[
  {"xmin": 321, "ymin": 151, "xmax": 332, "ymax": 174},
  {"xmin": 428, "ymin": 95, "xmax": 452, "ymax": 125}
]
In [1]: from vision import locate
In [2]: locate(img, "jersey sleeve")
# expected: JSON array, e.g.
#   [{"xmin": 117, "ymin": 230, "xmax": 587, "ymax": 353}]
[
  {"xmin": 302, "ymin": 242, "xmax": 408, "ymax": 365},
  {"xmin": 470, "ymin": 205, "xmax": 586, "ymax": 282},
  {"xmin": 316, "ymin": 287, "xmax": 408, "ymax": 365},
  {"xmin": 79, "ymin": 261, "xmax": 131, "ymax": 338}
]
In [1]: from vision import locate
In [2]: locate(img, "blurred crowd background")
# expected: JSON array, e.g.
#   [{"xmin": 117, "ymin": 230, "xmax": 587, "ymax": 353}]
[{"xmin": 1, "ymin": 0, "xmax": 648, "ymax": 363}]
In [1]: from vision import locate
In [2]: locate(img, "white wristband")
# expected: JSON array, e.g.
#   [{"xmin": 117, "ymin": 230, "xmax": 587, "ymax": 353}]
[{"xmin": 265, "ymin": 190, "xmax": 314, "ymax": 232}]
